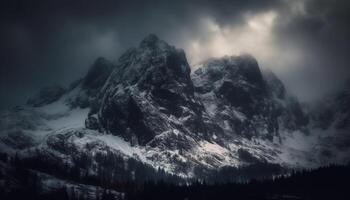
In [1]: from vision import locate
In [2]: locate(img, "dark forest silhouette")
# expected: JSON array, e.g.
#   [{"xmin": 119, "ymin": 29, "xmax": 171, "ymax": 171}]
[{"xmin": 1, "ymin": 152, "xmax": 349, "ymax": 200}]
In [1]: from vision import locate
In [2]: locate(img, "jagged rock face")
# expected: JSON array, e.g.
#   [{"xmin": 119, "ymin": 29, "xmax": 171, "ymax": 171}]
[
  {"xmin": 96, "ymin": 35, "xmax": 308, "ymax": 144},
  {"xmin": 27, "ymin": 85, "xmax": 66, "ymax": 107},
  {"xmin": 98, "ymin": 34, "xmax": 206, "ymax": 145},
  {"xmin": 66, "ymin": 57, "xmax": 115, "ymax": 110},
  {"xmin": 82, "ymin": 57, "xmax": 114, "ymax": 94},
  {"xmin": 193, "ymin": 55, "xmax": 267, "ymax": 111},
  {"xmin": 263, "ymin": 69, "xmax": 286, "ymax": 99},
  {"xmin": 192, "ymin": 56, "xmax": 307, "ymax": 140},
  {"xmin": 263, "ymin": 69, "xmax": 308, "ymax": 130}
]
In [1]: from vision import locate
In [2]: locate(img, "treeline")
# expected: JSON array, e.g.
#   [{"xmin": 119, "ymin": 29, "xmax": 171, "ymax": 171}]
[
  {"xmin": 5, "ymin": 149, "xmax": 284, "ymax": 189},
  {"xmin": 1, "ymin": 151, "xmax": 350, "ymax": 200},
  {"xmin": 127, "ymin": 163, "xmax": 350, "ymax": 200},
  {"xmin": 0, "ymin": 167, "xmax": 119, "ymax": 200},
  {"xmin": 193, "ymin": 162, "xmax": 285, "ymax": 184},
  {"xmin": 12, "ymin": 149, "xmax": 183, "ymax": 187},
  {"xmin": 0, "ymin": 151, "xmax": 181, "ymax": 200}
]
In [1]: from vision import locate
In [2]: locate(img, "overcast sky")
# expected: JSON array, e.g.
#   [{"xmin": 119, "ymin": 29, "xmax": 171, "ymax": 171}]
[{"xmin": 1, "ymin": 0, "xmax": 350, "ymax": 109}]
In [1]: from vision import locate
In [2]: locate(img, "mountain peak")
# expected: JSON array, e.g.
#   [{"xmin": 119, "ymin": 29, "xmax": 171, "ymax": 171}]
[
  {"xmin": 140, "ymin": 34, "xmax": 161, "ymax": 48},
  {"xmin": 97, "ymin": 34, "xmax": 199, "ymax": 145},
  {"xmin": 194, "ymin": 54, "xmax": 264, "ymax": 89},
  {"xmin": 82, "ymin": 57, "xmax": 114, "ymax": 90}
]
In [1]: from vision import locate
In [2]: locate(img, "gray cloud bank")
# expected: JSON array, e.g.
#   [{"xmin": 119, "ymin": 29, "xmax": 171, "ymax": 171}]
[{"xmin": 1, "ymin": 0, "xmax": 350, "ymax": 108}]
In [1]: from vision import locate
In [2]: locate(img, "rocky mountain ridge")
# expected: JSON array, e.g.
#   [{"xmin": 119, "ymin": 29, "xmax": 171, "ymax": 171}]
[{"xmin": 0, "ymin": 34, "xmax": 349, "ymax": 183}]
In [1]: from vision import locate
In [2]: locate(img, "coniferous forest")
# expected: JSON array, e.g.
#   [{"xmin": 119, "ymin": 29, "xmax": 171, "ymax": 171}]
[{"xmin": 1, "ymin": 152, "xmax": 349, "ymax": 200}]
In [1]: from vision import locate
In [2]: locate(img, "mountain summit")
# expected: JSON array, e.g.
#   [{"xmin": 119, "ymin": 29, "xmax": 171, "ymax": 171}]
[
  {"xmin": 97, "ymin": 34, "xmax": 203, "ymax": 145},
  {"xmin": 91, "ymin": 36, "xmax": 308, "ymax": 148}
]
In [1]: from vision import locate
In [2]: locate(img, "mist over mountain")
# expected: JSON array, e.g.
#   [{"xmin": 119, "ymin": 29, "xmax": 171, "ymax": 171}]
[{"xmin": 1, "ymin": 34, "xmax": 350, "ymax": 199}]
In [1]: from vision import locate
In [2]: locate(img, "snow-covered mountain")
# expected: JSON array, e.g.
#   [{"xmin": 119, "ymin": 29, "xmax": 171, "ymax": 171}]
[{"xmin": 0, "ymin": 34, "xmax": 349, "ymax": 188}]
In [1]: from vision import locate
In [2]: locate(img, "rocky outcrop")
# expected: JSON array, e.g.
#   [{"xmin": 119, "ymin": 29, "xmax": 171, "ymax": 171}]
[
  {"xmin": 66, "ymin": 57, "xmax": 115, "ymax": 111},
  {"xmin": 192, "ymin": 55, "xmax": 307, "ymax": 140},
  {"xmin": 82, "ymin": 57, "xmax": 114, "ymax": 96},
  {"xmin": 98, "ymin": 34, "xmax": 206, "ymax": 145}
]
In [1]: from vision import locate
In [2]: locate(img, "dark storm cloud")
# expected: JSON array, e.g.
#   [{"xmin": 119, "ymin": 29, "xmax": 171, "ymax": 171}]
[
  {"xmin": 275, "ymin": 0, "xmax": 350, "ymax": 70},
  {"xmin": 0, "ymin": 0, "xmax": 349, "ymax": 108},
  {"xmin": 0, "ymin": 0, "xmax": 281, "ymax": 109},
  {"xmin": 271, "ymin": 0, "xmax": 350, "ymax": 101}
]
